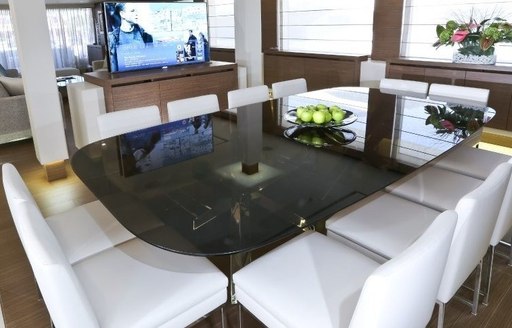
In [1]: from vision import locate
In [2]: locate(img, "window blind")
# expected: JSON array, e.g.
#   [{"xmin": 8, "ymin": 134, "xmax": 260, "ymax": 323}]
[
  {"xmin": 401, "ymin": 0, "xmax": 512, "ymax": 64},
  {"xmin": 279, "ymin": 0, "xmax": 374, "ymax": 55},
  {"xmin": 207, "ymin": 0, "xmax": 235, "ymax": 49}
]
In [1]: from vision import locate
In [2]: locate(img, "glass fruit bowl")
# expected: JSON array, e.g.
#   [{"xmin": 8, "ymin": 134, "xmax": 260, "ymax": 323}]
[
  {"xmin": 285, "ymin": 108, "xmax": 357, "ymax": 127},
  {"xmin": 283, "ymin": 126, "xmax": 356, "ymax": 148}
]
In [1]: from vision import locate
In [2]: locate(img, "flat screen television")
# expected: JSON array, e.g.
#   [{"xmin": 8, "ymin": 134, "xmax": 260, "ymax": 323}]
[{"xmin": 103, "ymin": 2, "xmax": 210, "ymax": 73}]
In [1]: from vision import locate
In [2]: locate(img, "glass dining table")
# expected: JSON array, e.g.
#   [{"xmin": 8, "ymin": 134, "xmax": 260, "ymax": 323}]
[{"xmin": 71, "ymin": 86, "xmax": 495, "ymax": 303}]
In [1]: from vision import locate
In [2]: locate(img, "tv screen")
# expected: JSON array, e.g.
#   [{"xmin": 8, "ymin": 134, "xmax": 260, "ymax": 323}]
[{"xmin": 103, "ymin": 2, "xmax": 210, "ymax": 73}]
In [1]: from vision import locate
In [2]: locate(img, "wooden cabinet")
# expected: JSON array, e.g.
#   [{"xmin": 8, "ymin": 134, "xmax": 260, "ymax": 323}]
[
  {"xmin": 386, "ymin": 59, "xmax": 512, "ymax": 131},
  {"xmin": 83, "ymin": 61, "xmax": 238, "ymax": 122}
]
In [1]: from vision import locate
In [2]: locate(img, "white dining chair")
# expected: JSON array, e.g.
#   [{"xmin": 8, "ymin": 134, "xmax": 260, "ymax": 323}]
[
  {"xmin": 167, "ymin": 94, "xmax": 219, "ymax": 122},
  {"xmin": 234, "ymin": 210, "xmax": 457, "ymax": 328},
  {"xmin": 3, "ymin": 163, "xmax": 229, "ymax": 328},
  {"xmin": 2, "ymin": 163, "xmax": 135, "ymax": 264},
  {"xmin": 428, "ymin": 83, "xmax": 489, "ymax": 107},
  {"xmin": 271, "ymin": 78, "xmax": 307, "ymax": 99},
  {"xmin": 434, "ymin": 144, "xmax": 511, "ymax": 180},
  {"xmin": 379, "ymin": 78, "xmax": 429, "ymax": 98},
  {"xmin": 227, "ymin": 85, "xmax": 270, "ymax": 109},
  {"xmin": 96, "ymin": 105, "xmax": 162, "ymax": 139},
  {"xmin": 326, "ymin": 162, "xmax": 512, "ymax": 326}
]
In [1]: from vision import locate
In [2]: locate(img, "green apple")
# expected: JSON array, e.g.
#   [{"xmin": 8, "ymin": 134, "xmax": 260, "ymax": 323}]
[
  {"xmin": 311, "ymin": 136, "xmax": 324, "ymax": 147},
  {"xmin": 312, "ymin": 111, "xmax": 326, "ymax": 124},
  {"xmin": 300, "ymin": 110, "xmax": 313, "ymax": 122},
  {"xmin": 329, "ymin": 105, "xmax": 341, "ymax": 113},
  {"xmin": 332, "ymin": 110, "xmax": 345, "ymax": 122},
  {"xmin": 324, "ymin": 111, "xmax": 332, "ymax": 123},
  {"xmin": 296, "ymin": 106, "xmax": 306, "ymax": 117},
  {"xmin": 316, "ymin": 104, "xmax": 328, "ymax": 111}
]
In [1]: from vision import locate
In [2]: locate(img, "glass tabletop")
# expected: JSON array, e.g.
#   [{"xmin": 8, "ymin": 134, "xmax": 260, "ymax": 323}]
[{"xmin": 71, "ymin": 87, "xmax": 495, "ymax": 256}]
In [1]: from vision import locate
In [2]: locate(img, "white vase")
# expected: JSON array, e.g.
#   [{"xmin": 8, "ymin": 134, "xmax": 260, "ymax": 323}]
[{"xmin": 452, "ymin": 52, "xmax": 497, "ymax": 65}]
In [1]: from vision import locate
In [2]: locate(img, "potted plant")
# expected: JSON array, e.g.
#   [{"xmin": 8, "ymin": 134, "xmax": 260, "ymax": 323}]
[{"xmin": 433, "ymin": 12, "xmax": 512, "ymax": 64}]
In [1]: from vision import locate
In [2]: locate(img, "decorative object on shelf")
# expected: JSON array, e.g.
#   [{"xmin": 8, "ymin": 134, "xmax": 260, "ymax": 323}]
[
  {"xmin": 424, "ymin": 104, "xmax": 485, "ymax": 140},
  {"xmin": 433, "ymin": 10, "xmax": 512, "ymax": 65}
]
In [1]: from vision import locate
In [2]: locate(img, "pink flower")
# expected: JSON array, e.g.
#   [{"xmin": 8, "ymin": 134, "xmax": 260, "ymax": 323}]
[
  {"xmin": 451, "ymin": 29, "xmax": 469, "ymax": 43},
  {"xmin": 440, "ymin": 119, "xmax": 455, "ymax": 131},
  {"xmin": 468, "ymin": 22, "xmax": 479, "ymax": 30}
]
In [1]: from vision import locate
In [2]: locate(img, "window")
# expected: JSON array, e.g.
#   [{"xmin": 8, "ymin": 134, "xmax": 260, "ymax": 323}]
[
  {"xmin": 401, "ymin": 0, "xmax": 512, "ymax": 64},
  {"xmin": 278, "ymin": 0, "xmax": 374, "ymax": 55},
  {"xmin": 0, "ymin": 8, "xmax": 94, "ymax": 71},
  {"xmin": 207, "ymin": 0, "xmax": 235, "ymax": 49}
]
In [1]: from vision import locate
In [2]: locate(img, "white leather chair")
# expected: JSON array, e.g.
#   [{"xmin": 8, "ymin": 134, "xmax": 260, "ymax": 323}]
[
  {"xmin": 271, "ymin": 78, "xmax": 307, "ymax": 99},
  {"xmin": 96, "ymin": 105, "xmax": 162, "ymax": 139},
  {"xmin": 227, "ymin": 85, "xmax": 270, "ymax": 109},
  {"xmin": 326, "ymin": 162, "xmax": 512, "ymax": 326},
  {"xmin": 428, "ymin": 83, "xmax": 489, "ymax": 107},
  {"xmin": 2, "ymin": 163, "xmax": 134, "ymax": 264},
  {"xmin": 234, "ymin": 210, "xmax": 457, "ymax": 328},
  {"xmin": 481, "ymin": 158, "xmax": 512, "ymax": 304},
  {"xmin": 379, "ymin": 78, "xmax": 429, "ymax": 98},
  {"xmin": 3, "ymin": 163, "xmax": 228, "ymax": 328},
  {"xmin": 167, "ymin": 94, "xmax": 219, "ymax": 122},
  {"xmin": 434, "ymin": 145, "xmax": 511, "ymax": 180}
]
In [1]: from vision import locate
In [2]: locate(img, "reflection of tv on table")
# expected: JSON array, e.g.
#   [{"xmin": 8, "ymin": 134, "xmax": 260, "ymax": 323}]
[
  {"xmin": 103, "ymin": 1, "xmax": 210, "ymax": 73},
  {"xmin": 118, "ymin": 114, "xmax": 214, "ymax": 177}
]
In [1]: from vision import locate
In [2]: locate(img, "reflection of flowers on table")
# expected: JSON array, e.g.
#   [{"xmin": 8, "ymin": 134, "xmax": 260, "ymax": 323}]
[{"xmin": 424, "ymin": 104, "xmax": 484, "ymax": 139}]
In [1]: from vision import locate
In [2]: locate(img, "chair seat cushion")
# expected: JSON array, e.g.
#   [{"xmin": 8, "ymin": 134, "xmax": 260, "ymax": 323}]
[
  {"xmin": 46, "ymin": 200, "xmax": 135, "ymax": 264},
  {"xmin": 326, "ymin": 191, "xmax": 440, "ymax": 260},
  {"xmin": 385, "ymin": 166, "xmax": 482, "ymax": 211},
  {"xmin": 73, "ymin": 238, "xmax": 228, "ymax": 328},
  {"xmin": 233, "ymin": 231, "xmax": 379, "ymax": 328},
  {"xmin": 434, "ymin": 146, "xmax": 510, "ymax": 180}
]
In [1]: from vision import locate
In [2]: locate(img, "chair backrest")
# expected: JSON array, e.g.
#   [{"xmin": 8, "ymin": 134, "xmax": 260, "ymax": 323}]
[
  {"xmin": 490, "ymin": 157, "xmax": 512, "ymax": 246},
  {"xmin": 227, "ymin": 85, "xmax": 269, "ymax": 109},
  {"xmin": 379, "ymin": 78, "xmax": 429, "ymax": 98},
  {"xmin": 428, "ymin": 83, "xmax": 489, "ymax": 107},
  {"xmin": 2, "ymin": 163, "xmax": 37, "ymax": 208},
  {"xmin": 96, "ymin": 105, "xmax": 161, "ymax": 139},
  {"xmin": 271, "ymin": 78, "xmax": 307, "ymax": 99},
  {"xmin": 437, "ymin": 161, "xmax": 512, "ymax": 303},
  {"xmin": 349, "ymin": 210, "xmax": 457, "ymax": 328},
  {"xmin": 2, "ymin": 164, "xmax": 99, "ymax": 327},
  {"xmin": 167, "ymin": 94, "xmax": 219, "ymax": 122}
]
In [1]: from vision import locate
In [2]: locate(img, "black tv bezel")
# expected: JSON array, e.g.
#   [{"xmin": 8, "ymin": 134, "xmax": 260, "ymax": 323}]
[{"xmin": 102, "ymin": 1, "xmax": 210, "ymax": 74}]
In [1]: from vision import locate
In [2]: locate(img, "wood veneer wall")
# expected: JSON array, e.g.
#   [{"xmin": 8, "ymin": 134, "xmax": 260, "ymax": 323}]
[{"xmin": 371, "ymin": 0, "xmax": 404, "ymax": 61}]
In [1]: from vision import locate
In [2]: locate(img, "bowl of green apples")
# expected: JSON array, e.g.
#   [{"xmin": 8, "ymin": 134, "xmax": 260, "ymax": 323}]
[{"xmin": 285, "ymin": 104, "xmax": 357, "ymax": 127}]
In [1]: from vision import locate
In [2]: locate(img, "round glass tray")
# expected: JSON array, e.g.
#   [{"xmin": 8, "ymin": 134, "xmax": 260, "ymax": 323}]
[
  {"xmin": 283, "ymin": 126, "xmax": 356, "ymax": 148},
  {"xmin": 285, "ymin": 109, "xmax": 357, "ymax": 127}
]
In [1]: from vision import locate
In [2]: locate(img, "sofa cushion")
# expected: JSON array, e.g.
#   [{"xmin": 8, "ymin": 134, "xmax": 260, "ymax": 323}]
[
  {"xmin": 0, "ymin": 82, "xmax": 9, "ymax": 97},
  {"xmin": 0, "ymin": 76, "xmax": 24, "ymax": 96}
]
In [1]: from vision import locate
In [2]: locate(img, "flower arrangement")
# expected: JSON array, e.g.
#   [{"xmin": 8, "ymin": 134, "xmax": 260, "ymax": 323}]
[
  {"xmin": 424, "ymin": 104, "xmax": 484, "ymax": 140},
  {"xmin": 433, "ymin": 13, "xmax": 512, "ymax": 57}
]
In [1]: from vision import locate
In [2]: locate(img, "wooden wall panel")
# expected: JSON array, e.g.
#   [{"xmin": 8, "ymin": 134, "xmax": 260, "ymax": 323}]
[
  {"xmin": 210, "ymin": 48, "xmax": 235, "ymax": 63},
  {"xmin": 159, "ymin": 70, "xmax": 237, "ymax": 120},
  {"xmin": 465, "ymin": 71, "xmax": 512, "ymax": 130},
  {"xmin": 372, "ymin": 0, "xmax": 404, "ymax": 61},
  {"xmin": 264, "ymin": 51, "xmax": 368, "ymax": 91},
  {"xmin": 261, "ymin": 0, "xmax": 278, "ymax": 51}
]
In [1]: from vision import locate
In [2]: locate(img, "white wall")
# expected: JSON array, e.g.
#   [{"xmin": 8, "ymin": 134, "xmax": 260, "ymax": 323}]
[
  {"xmin": 8, "ymin": 0, "xmax": 68, "ymax": 164},
  {"xmin": 234, "ymin": 0, "xmax": 263, "ymax": 87}
]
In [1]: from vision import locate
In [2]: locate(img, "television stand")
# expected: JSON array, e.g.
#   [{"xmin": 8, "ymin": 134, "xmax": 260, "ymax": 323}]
[{"xmin": 83, "ymin": 61, "xmax": 238, "ymax": 121}]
